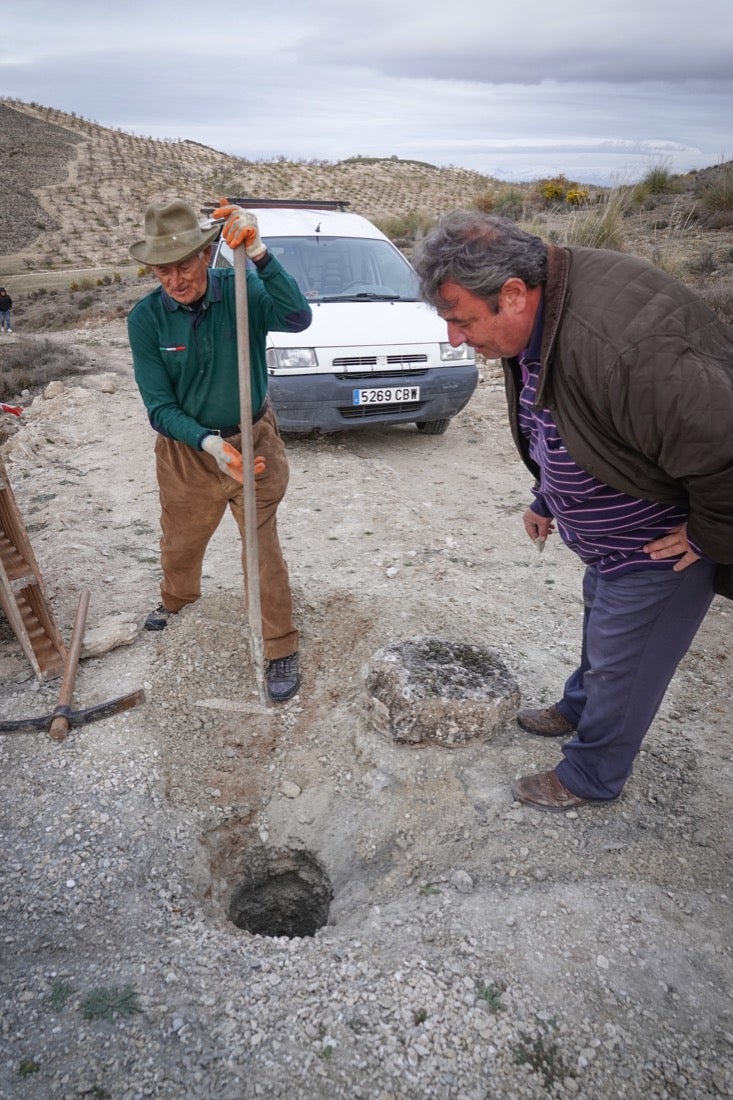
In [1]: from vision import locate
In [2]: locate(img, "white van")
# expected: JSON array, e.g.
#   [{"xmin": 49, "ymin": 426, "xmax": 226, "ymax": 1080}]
[{"xmin": 211, "ymin": 200, "xmax": 477, "ymax": 435}]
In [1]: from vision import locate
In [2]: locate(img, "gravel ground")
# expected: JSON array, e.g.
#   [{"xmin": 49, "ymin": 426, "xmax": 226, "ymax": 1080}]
[{"xmin": 0, "ymin": 324, "xmax": 731, "ymax": 1099}]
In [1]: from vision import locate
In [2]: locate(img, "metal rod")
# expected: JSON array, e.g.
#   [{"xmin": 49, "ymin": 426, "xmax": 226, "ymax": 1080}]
[{"xmin": 233, "ymin": 246, "xmax": 268, "ymax": 706}]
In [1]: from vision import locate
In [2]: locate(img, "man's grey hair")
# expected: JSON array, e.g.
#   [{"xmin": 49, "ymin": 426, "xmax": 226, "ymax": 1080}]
[{"xmin": 413, "ymin": 210, "xmax": 548, "ymax": 310}]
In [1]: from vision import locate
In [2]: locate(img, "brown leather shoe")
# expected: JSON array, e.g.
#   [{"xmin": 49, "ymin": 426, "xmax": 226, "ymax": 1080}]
[
  {"xmin": 512, "ymin": 769, "xmax": 590, "ymax": 812},
  {"xmin": 516, "ymin": 703, "xmax": 576, "ymax": 737}
]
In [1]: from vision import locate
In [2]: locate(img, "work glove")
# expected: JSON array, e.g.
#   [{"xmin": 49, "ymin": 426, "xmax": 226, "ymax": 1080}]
[
  {"xmin": 202, "ymin": 435, "xmax": 266, "ymax": 483},
  {"xmin": 212, "ymin": 200, "xmax": 267, "ymax": 259}
]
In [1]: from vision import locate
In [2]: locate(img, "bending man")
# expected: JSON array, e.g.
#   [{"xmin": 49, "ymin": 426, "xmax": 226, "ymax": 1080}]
[{"xmin": 413, "ymin": 210, "xmax": 733, "ymax": 810}]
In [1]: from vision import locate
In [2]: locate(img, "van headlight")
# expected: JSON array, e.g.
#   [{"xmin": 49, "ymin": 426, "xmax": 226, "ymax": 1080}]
[
  {"xmin": 267, "ymin": 348, "xmax": 319, "ymax": 369},
  {"xmin": 440, "ymin": 342, "xmax": 474, "ymax": 363}
]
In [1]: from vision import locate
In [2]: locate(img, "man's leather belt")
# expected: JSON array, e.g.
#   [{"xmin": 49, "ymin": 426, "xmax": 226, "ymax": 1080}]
[{"xmin": 217, "ymin": 402, "xmax": 268, "ymax": 437}]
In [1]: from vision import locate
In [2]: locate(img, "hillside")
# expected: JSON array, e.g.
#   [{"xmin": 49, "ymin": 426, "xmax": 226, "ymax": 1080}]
[
  {"xmin": 0, "ymin": 98, "xmax": 500, "ymax": 273},
  {"xmin": 1, "ymin": 97, "xmax": 732, "ymax": 335}
]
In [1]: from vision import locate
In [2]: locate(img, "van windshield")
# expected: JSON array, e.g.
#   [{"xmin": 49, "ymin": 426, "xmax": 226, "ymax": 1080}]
[{"xmin": 261, "ymin": 235, "xmax": 421, "ymax": 302}]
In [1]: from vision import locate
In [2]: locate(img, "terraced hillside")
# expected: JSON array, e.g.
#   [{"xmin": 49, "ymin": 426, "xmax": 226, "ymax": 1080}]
[{"xmin": 0, "ymin": 99, "xmax": 499, "ymax": 272}]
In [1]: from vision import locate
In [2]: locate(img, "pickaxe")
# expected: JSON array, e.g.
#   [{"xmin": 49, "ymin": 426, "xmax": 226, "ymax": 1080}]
[{"xmin": 0, "ymin": 588, "xmax": 145, "ymax": 740}]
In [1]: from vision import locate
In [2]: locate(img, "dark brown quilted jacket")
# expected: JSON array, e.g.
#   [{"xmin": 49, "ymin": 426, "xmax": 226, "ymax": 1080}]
[{"xmin": 503, "ymin": 244, "xmax": 733, "ymax": 597}]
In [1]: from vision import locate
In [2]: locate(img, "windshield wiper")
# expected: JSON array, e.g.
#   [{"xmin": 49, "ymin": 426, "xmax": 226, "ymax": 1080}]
[{"xmin": 320, "ymin": 292, "xmax": 415, "ymax": 302}]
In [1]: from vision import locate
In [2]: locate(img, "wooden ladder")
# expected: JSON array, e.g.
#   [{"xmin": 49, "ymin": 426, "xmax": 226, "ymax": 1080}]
[{"xmin": 0, "ymin": 455, "xmax": 66, "ymax": 680}]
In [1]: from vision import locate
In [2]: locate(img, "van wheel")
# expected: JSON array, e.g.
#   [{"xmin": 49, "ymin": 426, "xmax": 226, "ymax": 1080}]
[{"xmin": 416, "ymin": 419, "xmax": 450, "ymax": 435}]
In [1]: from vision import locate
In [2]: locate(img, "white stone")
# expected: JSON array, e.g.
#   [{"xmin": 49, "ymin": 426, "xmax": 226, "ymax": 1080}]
[
  {"xmin": 81, "ymin": 616, "xmax": 138, "ymax": 658},
  {"xmin": 450, "ymin": 870, "xmax": 474, "ymax": 894}
]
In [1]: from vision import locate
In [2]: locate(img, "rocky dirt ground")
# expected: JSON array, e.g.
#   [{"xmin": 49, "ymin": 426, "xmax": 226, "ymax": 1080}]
[{"xmin": 0, "ymin": 322, "xmax": 731, "ymax": 1099}]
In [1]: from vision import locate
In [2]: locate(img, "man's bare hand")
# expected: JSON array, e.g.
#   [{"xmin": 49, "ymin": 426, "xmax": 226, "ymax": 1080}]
[
  {"xmin": 643, "ymin": 523, "xmax": 700, "ymax": 571},
  {"xmin": 523, "ymin": 507, "xmax": 555, "ymax": 547}
]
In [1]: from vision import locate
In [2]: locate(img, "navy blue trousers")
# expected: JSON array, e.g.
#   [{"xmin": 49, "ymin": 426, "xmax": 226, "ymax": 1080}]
[{"xmin": 554, "ymin": 560, "xmax": 716, "ymax": 800}]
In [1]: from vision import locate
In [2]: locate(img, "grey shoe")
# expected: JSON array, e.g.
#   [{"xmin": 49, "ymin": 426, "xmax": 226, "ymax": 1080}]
[
  {"xmin": 144, "ymin": 603, "xmax": 175, "ymax": 631},
  {"xmin": 265, "ymin": 652, "xmax": 300, "ymax": 702}
]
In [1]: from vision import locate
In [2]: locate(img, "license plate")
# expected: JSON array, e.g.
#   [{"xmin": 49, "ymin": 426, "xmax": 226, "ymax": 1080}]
[{"xmin": 352, "ymin": 386, "xmax": 420, "ymax": 405}]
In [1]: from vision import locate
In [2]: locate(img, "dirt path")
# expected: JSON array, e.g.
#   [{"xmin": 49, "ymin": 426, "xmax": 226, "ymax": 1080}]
[{"xmin": 1, "ymin": 322, "xmax": 731, "ymax": 1097}]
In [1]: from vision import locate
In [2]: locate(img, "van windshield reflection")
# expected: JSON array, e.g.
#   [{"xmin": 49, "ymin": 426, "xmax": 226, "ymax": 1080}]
[{"xmin": 263, "ymin": 235, "xmax": 421, "ymax": 302}]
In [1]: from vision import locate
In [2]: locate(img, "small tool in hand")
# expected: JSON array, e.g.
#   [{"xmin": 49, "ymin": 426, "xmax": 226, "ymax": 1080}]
[{"xmin": 535, "ymin": 536, "xmax": 546, "ymax": 553}]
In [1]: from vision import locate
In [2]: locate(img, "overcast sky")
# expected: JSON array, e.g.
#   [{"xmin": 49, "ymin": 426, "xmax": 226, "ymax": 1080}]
[{"xmin": 3, "ymin": 0, "xmax": 731, "ymax": 185}]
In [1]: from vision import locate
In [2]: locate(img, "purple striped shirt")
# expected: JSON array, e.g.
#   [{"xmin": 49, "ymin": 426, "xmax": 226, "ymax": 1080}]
[{"xmin": 518, "ymin": 337, "xmax": 689, "ymax": 577}]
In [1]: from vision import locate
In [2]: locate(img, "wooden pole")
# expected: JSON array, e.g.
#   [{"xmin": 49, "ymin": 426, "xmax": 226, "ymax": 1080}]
[
  {"xmin": 48, "ymin": 588, "xmax": 90, "ymax": 741},
  {"xmin": 233, "ymin": 246, "xmax": 268, "ymax": 706}
]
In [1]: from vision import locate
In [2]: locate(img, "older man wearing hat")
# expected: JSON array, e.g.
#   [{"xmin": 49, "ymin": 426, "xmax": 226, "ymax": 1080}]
[{"xmin": 127, "ymin": 199, "xmax": 311, "ymax": 702}]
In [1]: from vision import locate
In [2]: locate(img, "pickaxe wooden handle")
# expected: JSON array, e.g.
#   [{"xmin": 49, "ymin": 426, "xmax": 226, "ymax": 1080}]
[
  {"xmin": 0, "ymin": 588, "xmax": 146, "ymax": 738},
  {"xmin": 233, "ymin": 243, "xmax": 267, "ymax": 706},
  {"xmin": 49, "ymin": 587, "xmax": 90, "ymax": 741}
]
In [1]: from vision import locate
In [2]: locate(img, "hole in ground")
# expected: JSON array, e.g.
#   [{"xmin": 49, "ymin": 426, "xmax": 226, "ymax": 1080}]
[{"xmin": 228, "ymin": 847, "xmax": 333, "ymax": 938}]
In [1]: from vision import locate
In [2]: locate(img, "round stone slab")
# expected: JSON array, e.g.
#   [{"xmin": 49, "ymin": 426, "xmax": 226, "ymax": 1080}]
[{"xmin": 363, "ymin": 635, "xmax": 521, "ymax": 746}]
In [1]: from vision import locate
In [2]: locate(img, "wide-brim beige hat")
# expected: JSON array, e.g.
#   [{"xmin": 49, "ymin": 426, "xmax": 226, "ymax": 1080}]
[{"xmin": 129, "ymin": 199, "xmax": 220, "ymax": 266}]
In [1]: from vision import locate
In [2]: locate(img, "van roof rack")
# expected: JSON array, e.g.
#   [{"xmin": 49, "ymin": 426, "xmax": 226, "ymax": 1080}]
[{"xmin": 202, "ymin": 198, "xmax": 350, "ymax": 215}]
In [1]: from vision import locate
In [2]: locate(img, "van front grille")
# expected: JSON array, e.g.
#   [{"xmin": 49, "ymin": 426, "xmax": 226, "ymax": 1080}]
[
  {"xmin": 332, "ymin": 354, "xmax": 428, "ymax": 370},
  {"xmin": 339, "ymin": 401, "xmax": 423, "ymax": 420},
  {"xmin": 335, "ymin": 367, "xmax": 429, "ymax": 381}
]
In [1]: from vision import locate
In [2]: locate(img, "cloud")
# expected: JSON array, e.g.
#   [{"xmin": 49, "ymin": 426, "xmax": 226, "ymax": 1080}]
[
  {"xmin": 1, "ymin": 0, "xmax": 731, "ymax": 185},
  {"xmin": 291, "ymin": 0, "xmax": 733, "ymax": 85},
  {"xmin": 359, "ymin": 48, "xmax": 733, "ymax": 86}
]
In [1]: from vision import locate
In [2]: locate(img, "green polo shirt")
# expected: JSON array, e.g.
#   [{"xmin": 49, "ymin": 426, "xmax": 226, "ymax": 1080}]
[{"xmin": 127, "ymin": 257, "xmax": 311, "ymax": 450}]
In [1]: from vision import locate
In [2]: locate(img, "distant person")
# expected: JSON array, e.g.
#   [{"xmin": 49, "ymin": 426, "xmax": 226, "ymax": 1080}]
[
  {"xmin": 413, "ymin": 210, "xmax": 733, "ymax": 811},
  {"xmin": 0, "ymin": 288, "xmax": 13, "ymax": 333},
  {"xmin": 127, "ymin": 199, "xmax": 312, "ymax": 703}
]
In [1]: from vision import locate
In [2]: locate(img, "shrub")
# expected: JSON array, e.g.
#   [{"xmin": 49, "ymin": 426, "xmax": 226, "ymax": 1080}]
[
  {"xmin": 647, "ymin": 203, "xmax": 698, "ymax": 276},
  {"xmin": 493, "ymin": 187, "xmax": 526, "ymax": 221},
  {"xmin": 566, "ymin": 188, "xmax": 590, "ymax": 207},
  {"xmin": 558, "ymin": 187, "xmax": 630, "ymax": 249},
  {"xmin": 80, "ymin": 984, "xmax": 140, "ymax": 1021},
  {"xmin": 687, "ymin": 249, "xmax": 718, "ymax": 276},
  {"xmin": 698, "ymin": 274, "xmax": 733, "ymax": 324},
  {"xmin": 0, "ymin": 338, "xmax": 90, "ymax": 425},
  {"xmin": 649, "ymin": 248, "xmax": 685, "ymax": 278},
  {"xmin": 698, "ymin": 164, "xmax": 733, "ymax": 226},
  {"xmin": 373, "ymin": 210, "xmax": 435, "ymax": 249},
  {"xmin": 640, "ymin": 160, "xmax": 679, "ymax": 195},
  {"xmin": 474, "ymin": 190, "xmax": 495, "ymax": 213},
  {"xmin": 536, "ymin": 176, "xmax": 570, "ymax": 204}
]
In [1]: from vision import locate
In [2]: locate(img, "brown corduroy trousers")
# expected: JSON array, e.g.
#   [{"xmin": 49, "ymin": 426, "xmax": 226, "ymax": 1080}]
[{"xmin": 153, "ymin": 406, "xmax": 298, "ymax": 660}]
